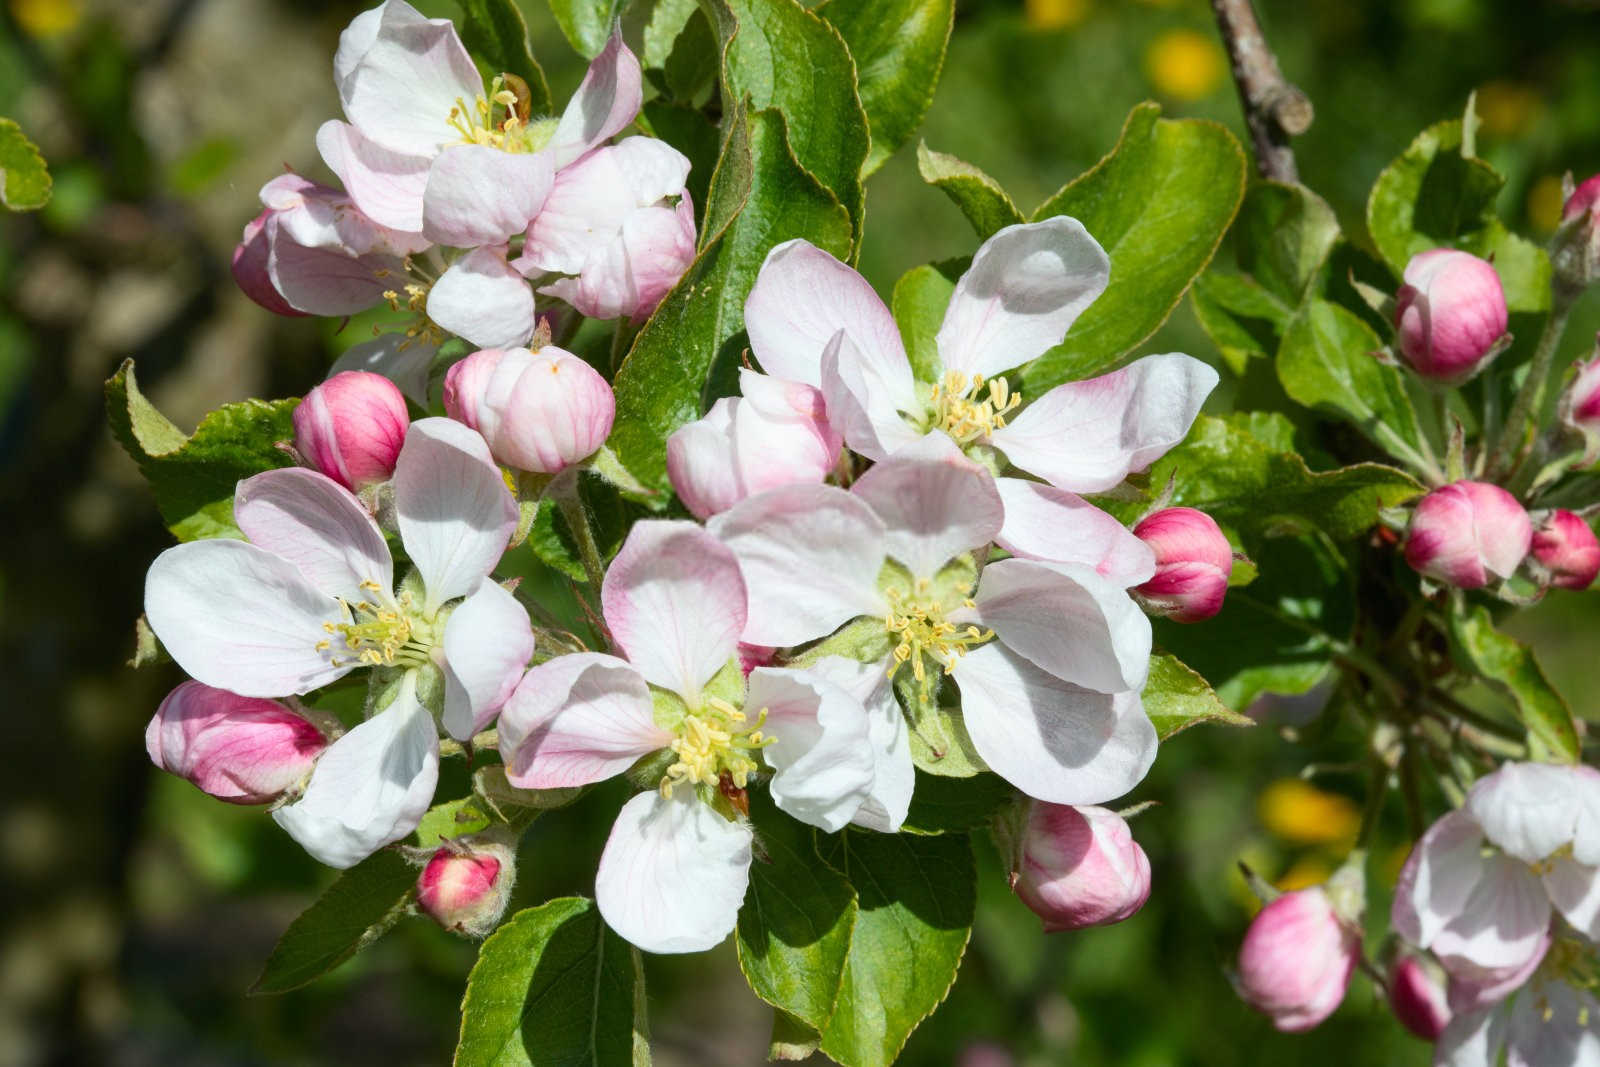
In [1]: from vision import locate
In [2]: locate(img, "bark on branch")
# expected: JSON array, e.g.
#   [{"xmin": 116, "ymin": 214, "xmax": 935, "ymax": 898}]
[{"xmin": 1210, "ymin": 0, "xmax": 1313, "ymax": 183}]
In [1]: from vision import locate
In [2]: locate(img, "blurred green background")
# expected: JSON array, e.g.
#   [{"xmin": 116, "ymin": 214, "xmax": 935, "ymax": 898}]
[{"xmin": 4, "ymin": 0, "xmax": 1599, "ymax": 1063}]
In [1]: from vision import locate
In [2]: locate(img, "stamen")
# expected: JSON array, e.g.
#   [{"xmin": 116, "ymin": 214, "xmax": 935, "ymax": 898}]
[
  {"xmin": 658, "ymin": 703, "xmax": 775, "ymax": 799},
  {"xmin": 932, "ymin": 370, "xmax": 1022, "ymax": 445},
  {"xmin": 883, "ymin": 585, "xmax": 993, "ymax": 681}
]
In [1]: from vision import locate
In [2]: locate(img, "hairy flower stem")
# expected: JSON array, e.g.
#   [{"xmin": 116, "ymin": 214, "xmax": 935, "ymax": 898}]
[
  {"xmin": 554, "ymin": 486, "xmax": 610, "ymax": 595},
  {"xmin": 1493, "ymin": 295, "xmax": 1575, "ymax": 482}
]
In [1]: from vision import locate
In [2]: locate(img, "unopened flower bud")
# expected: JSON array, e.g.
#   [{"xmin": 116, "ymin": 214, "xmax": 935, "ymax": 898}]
[
  {"xmin": 1389, "ymin": 953, "xmax": 1452, "ymax": 1042},
  {"xmin": 1404, "ymin": 481, "xmax": 1531, "ymax": 589},
  {"xmin": 1530, "ymin": 509, "xmax": 1600, "ymax": 591},
  {"xmin": 444, "ymin": 347, "xmax": 614, "ymax": 475},
  {"xmin": 416, "ymin": 839, "xmax": 517, "ymax": 938},
  {"xmin": 1559, "ymin": 353, "xmax": 1600, "ymax": 464},
  {"xmin": 146, "ymin": 681, "xmax": 327, "ymax": 805},
  {"xmin": 1235, "ymin": 887, "xmax": 1360, "ymax": 1032},
  {"xmin": 1131, "ymin": 507, "xmax": 1232, "ymax": 622},
  {"xmin": 293, "ymin": 371, "xmax": 410, "ymax": 492},
  {"xmin": 1393, "ymin": 249, "xmax": 1509, "ymax": 384},
  {"xmin": 1552, "ymin": 174, "xmax": 1600, "ymax": 296},
  {"xmin": 1012, "ymin": 803, "xmax": 1151, "ymax": 931}
]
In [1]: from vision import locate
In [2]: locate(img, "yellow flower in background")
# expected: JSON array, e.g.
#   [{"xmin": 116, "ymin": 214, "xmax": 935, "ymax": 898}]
[
  {"xmin": 10, "ymin": 0, "xmax": 80, "ymax": 38},
  {"xmin": 1274, "ymin": 855, "xmax": 1334, "ymax": 892},
  {"xmin": 1381, "ymin": 843, "xmax": 1412, "ymax": 890},
  {"xmin": 1527, "ymin": 174, "xmax": 1565, "ymax": 235},
  {"xmin": 1257, "ymin": 778, "xmax": 1361, "ymax": 847},
  {"xmin": 1476, "ymin": 81, "xmax": 1542, "ymax": 138},
  {"xmin": 1144, "ymin": 28, "xmax": 1226, "ymax": 102},
  {"xmin": 1025, "ymin": 0, "xmax": 1092, "ymax": 31}
]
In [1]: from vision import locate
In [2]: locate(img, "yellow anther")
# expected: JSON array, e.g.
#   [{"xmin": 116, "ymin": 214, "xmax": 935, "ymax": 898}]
[
  {"xmin": 658, "ymin": 704, "xmax": 775, "ymax": 799},
  {"xmin": 446, "ymin": 77, "xmax": 530, "ymax": 151},
  {"xmin": 931, "ymin": 370, "xmax": 1023, "ymax": 445},
  {"xmin": 883, "ymin": 586, "xmax": 993, "ymax": 681}
]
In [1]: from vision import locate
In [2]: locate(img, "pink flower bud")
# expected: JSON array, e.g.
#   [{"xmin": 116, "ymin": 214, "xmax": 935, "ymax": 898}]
[
  {"xmin": 1560, "ymin": 353, "xmax": 1600, "ymax": 460},
  {"xmin": 293, "ymin": 371, "xmax": 410, "ymax": 492},
  {"xmin": 444, "ymin": 347, "xmax": 615, "ymax": 475},
  {"xmin": 1404, "ymin": 481, "xmax": 1532, "ymax": 589},
  {"xmin": 1012, "ymin": 803, "xmax": 1151, "ymax": 931},
  {"xmin": 1555, "ymin": 176, "xmax": 1600, "ymax": 293},
  {"xmin": 1235, "ymin": 887, "xmax": 1360, "ymax": 1032},
  {"xmin": 146, "ymin": 681, "xmax": 327, "ymax": 805},
  {"xmin": 1393, "ymin": 249, "xmax": 1509, "ymax": 383},
  {"xmin": 1530, "ymin": 509, "xmax": 1600, "ymax": 591},
  {"xmin": 416, "ymin": 840, "xmax": 516, "ymax": 938},
  {"xmin": 1389, "ymin": 954, "xmax": 1452, "ymax": 1042},
  {"xmin": 1565, "ymin": 174, "xmax": 1600, "ymax": 226},
  {"xmin": 1131, "ymin": 507, "xmax": 1233, "ymax": 622}
]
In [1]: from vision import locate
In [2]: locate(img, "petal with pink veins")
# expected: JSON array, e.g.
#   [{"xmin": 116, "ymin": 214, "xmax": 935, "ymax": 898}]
[
  {"xmin": 426, "ymin": 246, "xmax": 537, "ymax": 350},
  {"xmin": 548, "ymin": 27, "xmax": 643, "ymax": 167},
  {"xmin": 266, "ymin": 221, "xmax": 400, "ymax": 317},
  {"xmin": 1468, "ymin": 761, "xmax": 1599, "ymax": 865},
  {"xmin": 1542, "ymin": 856, "xmax": 1600, "ymax": 942},
  {"xmin": 340, "ymin": 2, "xmax": 481, "ymax": 156},
  {"xmin": 851, "ymin": 433, "xmax": 1003, "ymax": 579},
  {"xmin": 441, "ymin": 580, "xmax": 534, "ymax": 741},
  {"xmin": 748, "ymin": 665, "xmax": 876, "ymax": 833},
  {"xmin": 233, "ymin": 211, "xmax": 304, "ymax": 317},
  {"xmin": 317, "ymin": 120, "xmax": 432, "ymax": 235},
  {"xmin": 234, "ymin": 467, "xmax": 393, "ymax": 605},
  {"xmin": 520, "ymin": 137, "xmax": 690, "ymax": 274},
  {"xmin": 498, "ymin": 652, "xmax": 668, "ymax": 788},
  {"xmin": 819, "ymin": 330, "xmax": 926, "ymax": 462},
  {"xmin": 994, "ymin": 478, "xmax": 1156, "ymax": 586},
  {"xmin": 422, "ymin": 145, "xmax": 555, "ymax": 248}
]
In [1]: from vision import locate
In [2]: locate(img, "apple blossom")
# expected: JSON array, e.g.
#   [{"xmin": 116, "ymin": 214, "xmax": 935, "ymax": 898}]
[
  {"xmin": 1390, "ymin": 953, "xmax": 1452, "ymax": 1042},
  {"xmin": 1012, "ymin": 803, "xmax": 1151, "ymax": 931},
  {"xmin": 143, "ymin": 419, "xmax": 526, "ymax": 867},
  {"xmin": 1131, "ymin": 507, "xmax": 1233, "ymax": 622},
  {"xmin": 1235, "ymin": 886, "xmax": 1361, "ymax": 1032},
  {"xmin": 1560, "ymin": 353, "xmax": 1600, "ymax": 465},
  {"xmin": 496, "ymin": 521, "xmax": 884, "ymax": 954},
  {"xmin": 443, "ymin": 346, "xmax": 614, "ymax": 475},
  {"xmin": 417, "ymin": 838, "xmax": 517, "ymax": 938},
  {"xmin": 146, "ymin": 681, "xmax": 328, "ymax": 805},
  {"xmin": 1404, "ymin": 481, "xmax": 1532, "ymax": 589},
  {"xmin": 709, "ymin": 433, "xmax": 1157, "ymax": 809},
  {"xmin": 294, "ymin": 370, "xmax": 410, "ymax": 492},
  {"xmin": 1530, "ymin": 509, "xmax": 1600, "ymax": 591},
  {"xmin": 1393, "ymin": 249, "xmax": 1509, "ymax": 384},
  {"xmin": 1435, "ymin": 972, "xmax": 1600, "ymax": 1067}
]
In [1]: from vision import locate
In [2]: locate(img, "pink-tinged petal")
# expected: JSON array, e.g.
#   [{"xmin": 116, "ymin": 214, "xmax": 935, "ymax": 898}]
[
  {"xmin": 422, "ymin": 145, "xmax": 555, "ymax": 248},
  {"xmin": 734, "ymin": 370, "xmax": 841, "ymax": 494},
  {"xmin": 334, "ymin": 1, "xmax": 417, "ymax": 97},
  {"xmin": 1505, "ymin": 983, "xmax": 1600, "ymax": 1067},
  {"xmin": 330, "ymin": 333, "xmax": 439, "ymax": 407},
  {"xmin": 145, "ymin": 539, "xmax": 349, "ymax": 696},
  {"xmin": 548, "ymin": 27, "xmax": 643, "ymax": 167},
  {"xmin": 392, "ymin": 417, "xmax": 517, "ymax": 614},
  {"xmin": 537, "ymin": 199, "xmax": 696, "ymax": 321},
  {"xmin": 744, "ymin": 239, "xmax": 913, "ymax": 395},
  {"xmin": 1543, "ymin": 857, "xmax": 1600, "ymax": 942},
  {"xmin": 1235, "ymin": 887, "xmax": 1359, "ymax": 1032},
  {"xmin": 234, "ymin": 467, "xmax": 393, "ymax": 605},
  {"xmin": 852, "ymin": 433, "xmax": 1003, "ymax": 579},
  {"xmin": 805, "ymin": 656, "xmax": 912, "ymax": 833},
  {"xmin": 1468, "ymin": 761, "xmax": 1596, "ymax": 865},
  {"xmin": 341, "ymin": 2, "xmax": 481, "ymax": 156},
  {"xmin": 819, "ymin": 330, "xmax": 926, "ymax": 462},
  {"xmin": 602, "ymin": 521, "xmax": 747, "ymax": 699},
  {"xmin": 272, "ymin": 675, "xmax": 439, "ymax": 869},
  {"xmin": 935, "ymin": 217, "xmax": 1110, "ymax": 381},
  {"xmin": 747, "ymin": 665, "xmax": 876, "ymax": 833},
  {"xmin": 666, "ymin": 398, "xmax": 744, "ymax": 520},
  {"xmin": 708, "ymin": 484, "xmax": 887, "ymax": 648},
  {"xmin": 594, "ymin": 790, "xmax": 752, "ymax": 954},
  {"xmin": 261, "ymin": 172, "xmax": 429, "ymax": 257},
  {"xmin": 498, "ymin": 652, "xmax": 668, "ymax": 788},
  {"xmin": 427, "ymin": 246, "xmax": 537, "ymax": 350},
  {"xmin": 960, "ymin": 559, "xmax": 1151, "ymax": 693},
  {"xmin": 146, "ymin": 681, "xmax": 327, "ymax": 805},
  {"xmin": 317, "ymin": 120, "xmax": 432, "ymax": 234},
  {"xmin": 233, "ymin": 211, "xmax": 304, "ymax": 317},
  {"xmin": 266, "ymin": 221, "xmax": 400, "ymax": 317},
  {"xmin": 1435, "ymin": 1008, "xmax": 1508, "ymax": 1067},
  {"xmin": 995, "ymin": 478, "xmax": 1156, "ymax": 586},
  {"xmin": 991, "ymin": 353, "xmax": 1219, "ymax": 493},
  {"xmin": 520, "ymin": 137, "xmax": 689, "ymax": 274},
  {"xmin": 440, "ymin": 580, "xmax": 533, "ymax": 741},
  {"xmin": 1445, "ymin": 944, "xmax": 1550, "ymax": 1016},
  {"xmin": 950, "ymin": 642, "xmax": 1157, "ymax": 805}
]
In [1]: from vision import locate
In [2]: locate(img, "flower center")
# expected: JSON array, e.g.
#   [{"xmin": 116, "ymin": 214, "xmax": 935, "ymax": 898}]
[
  {"xmin": 883, "ymin": 578, "xmax": 992, "ymax": 682},
  {"xmin": 1537, "ymin": 932, "xmax": 1600, "ymax": 1002},
  {"xmin": 316, "ymin": 581, "xmax": 434, "ymax": 669},
  {"xmin": 445, "ymin": 76, "xmax": 556, "ymax": 154},
  {"xmin": 659, "ymin": 696, "xmax": 774, "ymax": 798},
  {"xmin": 930, "ymin": 370, "xmax": 1021, "ymax": 446},
  {"xmin": 373, "ymin": 258, "xmax": 446, "ymax": 347}
]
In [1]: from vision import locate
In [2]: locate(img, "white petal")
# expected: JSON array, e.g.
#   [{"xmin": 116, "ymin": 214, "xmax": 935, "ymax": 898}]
[
  {"xmin": 950, "ymin": 642, "xmax": 1156, "ymax": 805},
  {"xmin": 1543, "ymin": 857, "xmax": 1600, "ymax": 942},
  {"xmin": 1469, "ymin": 761, "xmax": 1593, "ymax": 865},
  {"xmin": 935, "ymin": 217, "xmax": 1110, "ymax": 381},
  {"xmin": 806, "ymin": 656, "xmax": 913, "ymax": 833},
  {"xmin": 994, "ymin": 477, "xmax": 1156, "ymax": 587},
  {"xmin": 316, "ymin": 119, "xmax": 432, "ymax": 235},
  {"xmin": 851, "ymin": 432, "xmax": 1003, "ymax": 579},
  {"xmin": 266, "ymin": 221, "xmax": 399, "ymax": 317},
  {"xmin": 549, "ymin": 27, "xmax": 643, "ymax": 167},
  {"xmin": 744, "ymin": 239, "xmax": 914, "ymax": 396},
  {"xmin": 329, "ymin": 333, "xmax": 438, "ymax": 406},
  {"xmin": 234, "ymin": 467, "xmax": 393, "ymax": 604},
  {"xmin": 520, "ymin": 137, "xmax": 688, "ymax": 274},
  {"xmin": 991, "ymin": 353, "xmax": 1219, "ymax": 493},
  {"xmin": 819, "ymin": 329, "xmax": 926, "ymax": 462},
  {"xmin": 272, "ymin": 676, "xmax": 439, "ymax": 868},
  {"xmin": 422, "ymin": 145, "xmax": 554, "ymax": 248},
  {"xmin": 497, "ymin": 651, "xmax": 668, "ymax": 788},
  {"xmin": 341, "ymin": 3, "xmax": 481, "ymax": 156},
  {"xmin": 426, "ymin": 246, "xmax": 537, "ymax": 350},
  {"xmin": 707, "ymin": 483, "xmax": 887, "ymax": 648},
  {"xmin": 1506, "ymin": 983, "xmax": 1600, "ymax": 1067},
  {"xmin": 595, "ymin": 790, "xmax": 752, "ymax": 954},
  {"xmin": 602, "ymin": 521, "xmax": 747, "ymax": 700},
  {"xmin": 748, "ymin": 666, "xmax": 876, "ymax": 833},
  {"xmin": 958, "ymin": 559, "xmax": 1152, "ymax": 693},
  {"xmin": 145, "ymin": 539, "xmax": 348, "ymax": 697},
  {"xmin": 1435, "ymin": 1007, "xmax": 1508, "ymax": 1067},
  {"xmin": 393, "ymin": 417, "xmax": 517, "ymax": 614},
  {"xmin": 441, "ymin": 580, "xmax": 533, "ymax": 741}
]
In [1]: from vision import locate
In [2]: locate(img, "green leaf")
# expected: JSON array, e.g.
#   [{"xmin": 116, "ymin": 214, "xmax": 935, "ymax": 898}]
[
  {"xmin": 902, "ymin": 772, "xmax": 1014, "ymax": 835},
  {"xmin": 252, "ymin": 850, "xmax": 417, "ymax": 994},
  {"xmin": 890, "ymin": 260, "xmax": 962, "ymax": 383},
  {"xmin": 706, "ymin": 0, "xmax": 871, "ymax": 246},
  {"xmin": 736, "ymin": 788, "xmax": 857, "ymax": 1032},
  {"xmin": 1141, "ymin": 653, "xmax": 1253, "ymax": 740},
  {"xmin": 455, "ymin": 0, "xmax": 552, "ymax": 115},
  {"xmin": 1020, "ymin": 103, "xmax": 1246, "ymax": 392},
  {"xmin": 1, "ymin": 118, "xmax": 52, "ymax": 211},
  {"xmin": 817, "ymin": 830, "xmax": 974, "ymax": 1067},
  {"xmin": 415, "ymin": 797, "xmax": 494, "ymax": 848},
  {"xmin": 662, "ymin": 7, "xmax": 718, "ymax": 103},
  {"xmin": 1367, "ymin": 119, "xmax": 1503, "ymax": 277},
  {"xmin": 456, "ymin": 897, "xmax": 648, "ymax": 1066},
  {"xmin": 105, "ymin": 360, "xmax": 297, "ymax": 541},
  {"xmin": 547, "ymin": 0, "xmax": 630, "ymax": 60},
  {"xmin": 1235, "ymin": 181, "xmax": 1342, "ymax": 306},
  {"xmin": 1190, "ymin": 271, "xmax": 1291, "ymax": 375},
  {"xmin": 610, "ymin": 105, "xmax": 852, "ymax": 491},
  {"xmin": 821, "ymin": 0, "xmax": 953, "ymax": 177},
  {"xmin": 1277, "ymin": 298, "xmax": 1428, "ymax": 464},
  {"xmin": 643, "ymin": 0, "xmax": 698, "ymax": 67},
  {"xmin": 915, "ymin": 142, "xmax": 1025, "ymax": 240},
  {"xmin": 1448, "ymin": 605, "xmax": 1580, "ymax": 764}
]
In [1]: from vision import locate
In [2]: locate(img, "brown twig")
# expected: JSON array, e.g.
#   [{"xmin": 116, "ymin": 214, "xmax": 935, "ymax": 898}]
[{"xmin": 1210, "ymin": 0, "xmax": 1313, "ymax": 182}]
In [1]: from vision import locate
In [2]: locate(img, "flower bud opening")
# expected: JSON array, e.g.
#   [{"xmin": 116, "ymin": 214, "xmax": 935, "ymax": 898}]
[
  {"xmin": 1404, "ymin": 481, "xmax": 1531, "ymax": 589},
  {"xmin": 1012, "ymin": 803, "xmax": 1151, "ymax": 931}
]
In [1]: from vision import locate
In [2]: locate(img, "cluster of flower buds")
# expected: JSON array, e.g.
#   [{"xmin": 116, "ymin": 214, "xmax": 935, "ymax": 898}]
[{"xmin": 1402, "ymin": 479, "xmax": 1599, "ymax": 593}]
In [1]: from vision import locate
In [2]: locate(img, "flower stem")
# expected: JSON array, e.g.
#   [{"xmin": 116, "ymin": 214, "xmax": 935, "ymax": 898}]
[
  {"xmin": 554, "ymin": 484, "xmax": 609, "ymax": 593},
  {"xmin": 1493, "ymin": 295, "xmax": 1575, "ymax": 481}
]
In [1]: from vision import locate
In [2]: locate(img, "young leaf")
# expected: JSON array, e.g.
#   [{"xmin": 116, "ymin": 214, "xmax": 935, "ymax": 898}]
[
  {"xmin": 1190, "ymin": 271, "xmax": 1292, "ymax": 374},
  {"xmin": 817, "ymin": 830, "xmax": 975, "ymax": 1067},
  {"xmin": 0, "ymin": 118, "xmax": 52, "ymax": 211},
  {"xmin": 251, "ymin": 850, "xmax": 417, "ymax": 994},
  {"xmin": 1020, "ymin": 103, "xmax": 1246, "ymax": 392},
  {"xmin": 890, "ymin": 259, "xmax": 963, "ymax": 382},
  {"xmin": 1366, "ymin": 119, "xmax": 1503, "ymax": 278},
  {"xmin": 609, "ymin": 105, "xmax": 852, "ymax": 492},
  {"xmin": 1448, "ymin": 605, "xmax": 1581, "ymax": 764},
  {"xmin": 455, "ymin": 0, "xmax": 553, "ymax": 115},
  {"xmin": 105, "ymin": 359, "xmax": 298, "ymax": 542},
  {"xmin": 547, "ymin": 0, "xmax": 630, "ymax": 60},
  {"xmin": 736, "ymin": 788, "xmax": 858, "ymax": 1033},
  {"xmin": 1233, "ymin": 181, "xmax": 1341, "ymax": 307},
  {"xmin": 414, "ymin": 797, "xmax": 493, "ymax": 848},
  {"xmin": 456, "ymin": 897, "xmax": 648, "ymax": 1066},
  {"xmin": 821, "ymin": 0, "xmax": 954, "ymax": 177},
  {"xmin": 643, "ymin": 0, "xmax": 697, "ymax": 68},
  {"xmin": 1141, "ymin": 653, "xmax": 1253, "ymax": 740},
  {"xmin": 915, "ymin": 142, "xmax": 1025, "ymax": 240},
  {"xmin": 901, "ymin": 772, "xmax": 1015, "ymax": 835}
]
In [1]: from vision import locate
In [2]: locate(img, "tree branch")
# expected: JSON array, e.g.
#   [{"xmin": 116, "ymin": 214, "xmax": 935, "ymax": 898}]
[{"xmin": 1210, "ymin": 0, "xmax": 1313, "ymax": 182}]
